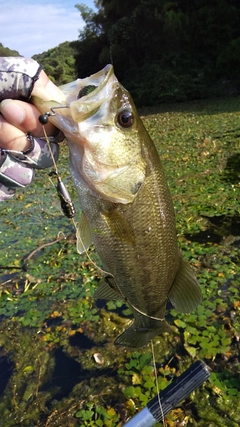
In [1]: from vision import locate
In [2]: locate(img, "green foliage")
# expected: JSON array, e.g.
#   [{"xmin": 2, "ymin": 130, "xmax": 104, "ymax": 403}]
[
  {"xmin": 217, "ymin": 37, "xmax": 240, "ymax": 83},
  {"xmin": 0, "ymin": 43, "xmax": 19, "ymax": 56},
  {"xmin": 118, "ymin": 351, "xmax": 171, "ymax": 407},
  {"xmin": 76, "ymin": 403, "xmax": 120, "ymax": 426},
  {"xmin": 3, "ymin": 0, "xmax": 240, "ymax": 105},
  {"xmin": 74, "ymin": 0, "xmax": 240, "ymax": 105},
  {"xmin": 33, "ymin": 41, "xmax": 78, "ymax": 84},
  {"xmin": 0, "ymin": 98, "xmax": 240, "ymax": 426},
  {"xmin": 73, "ymin": 4, "xmax": 109, "ymax": 78},
  {"xmin": 3, "ymin": 1, "xmax": 240, "ymax": 105}
]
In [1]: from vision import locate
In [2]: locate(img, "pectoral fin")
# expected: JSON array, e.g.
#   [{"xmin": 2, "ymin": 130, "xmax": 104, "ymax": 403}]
[
  {"xmin": 169, "ymin": 255, "xmax": 202, "ymax": 313},
  {"xmin": 101, "ymin": 209, "xmax": 135, "ymax": 245},
  {"xmin": 76, "ymin": 212, "xmax": 92, "ymax": 254}
]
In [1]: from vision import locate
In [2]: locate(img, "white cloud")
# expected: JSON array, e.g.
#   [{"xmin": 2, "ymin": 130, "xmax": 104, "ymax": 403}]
[{"xmin": 0, "ymin": 1, "xmax": 95, "ymax": 57}]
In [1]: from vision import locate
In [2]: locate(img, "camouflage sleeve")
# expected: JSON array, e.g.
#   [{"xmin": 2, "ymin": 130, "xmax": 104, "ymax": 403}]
[
  {"xmin": 0, "ymin": 57, "xmax": 42, "ymax": 101},
  {"xmin": 0, "ymin": 57, "xmax": 64, "ymax": 201},
  {"xmin": 0, "ymin": 149, "xmax": 35, "ymax": 189},
  {"xmin": 0, "ymin": 183, "xmax": 15, "ymax": 200},
  {"xmin": 0, "ymin": 135, "xmax": 61, "ymax": 201},
  {"xmin": 4, "ymin": 133, "xmax": 60, "ymax": 170}
]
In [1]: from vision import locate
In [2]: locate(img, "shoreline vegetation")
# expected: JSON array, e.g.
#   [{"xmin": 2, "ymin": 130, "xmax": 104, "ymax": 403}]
[{"xmin": 2, "ymin": 1, "xmax": 240, "ymax": 106}]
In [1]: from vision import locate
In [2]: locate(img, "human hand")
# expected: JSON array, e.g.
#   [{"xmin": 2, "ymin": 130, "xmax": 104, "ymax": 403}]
[
  {"xmin": 0, "ymin": 66, "xmax": 65, "ymax": 151},
  {"xmin": 0, "ymin": 57, "xmax": 65, "ymax": 201}
]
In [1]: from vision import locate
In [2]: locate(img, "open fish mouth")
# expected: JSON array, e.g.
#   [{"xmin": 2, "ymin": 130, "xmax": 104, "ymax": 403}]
[
  {"xmin": 60, "ymin": 64, "xmax": 116, "ymax": 122},
  {"xmin": 75, "ymin": 64, "xmax": 114, "ymax": 100},
  {"xmin": 32, "ymin": 65, "xmax": 117, "ymax": 129},
  {"xmin": 60, "ymin": 64, "xmax": 114, "ymax": 101}
]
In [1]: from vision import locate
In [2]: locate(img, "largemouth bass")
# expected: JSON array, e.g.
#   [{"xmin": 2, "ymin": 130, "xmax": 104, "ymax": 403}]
[{"xmin": 33, "ymin": 65, "xmax": 201, "ymax": 347}]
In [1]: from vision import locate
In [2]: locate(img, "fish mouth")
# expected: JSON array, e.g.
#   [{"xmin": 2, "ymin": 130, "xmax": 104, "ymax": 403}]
[
  {"xmin": 76, "ymin": 64, "xmax": 114, "ymax": 100},
  {"xmin": 67, "ymin": 64, "xmax": 116, "ymax": 122}
]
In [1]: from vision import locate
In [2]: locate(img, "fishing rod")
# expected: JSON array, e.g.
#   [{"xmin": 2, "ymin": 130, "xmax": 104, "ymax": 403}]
[{"xmin": 123, "ymin": 360, "xmax": 210, "ymax": 427}]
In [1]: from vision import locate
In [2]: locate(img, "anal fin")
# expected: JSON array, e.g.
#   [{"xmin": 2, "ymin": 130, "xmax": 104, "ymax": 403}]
[{"xmin": 94, "ymin": 276, "xmax": 123, "ymax": 301}]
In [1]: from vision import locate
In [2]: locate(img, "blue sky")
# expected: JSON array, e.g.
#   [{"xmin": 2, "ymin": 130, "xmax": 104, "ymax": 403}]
[{"xmin": 0, "ymin": 1, "xmax": 96, "ymax": 57}]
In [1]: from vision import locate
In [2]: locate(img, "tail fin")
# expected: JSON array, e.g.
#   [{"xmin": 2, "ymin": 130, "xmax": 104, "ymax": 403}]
[
  {"xmin": 115, "ymin": 308, "xmax": 172, "ymax": 348},
  {"xmin": 115, "ymin": 320, "xmax": 172, "ymax": 348}
]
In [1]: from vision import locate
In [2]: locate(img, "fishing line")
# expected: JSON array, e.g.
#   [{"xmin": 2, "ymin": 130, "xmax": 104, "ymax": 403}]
[
  {"xmin": 40, "ymin": 118, "xmax": 113, "ymax": 279},
  {"xmin": 72, "ymin": 215, "xmax": 114, "ymax": 278},
  {"xmin": 42, "ymin": 125, "xmax": 59, "ymax": 174},
  {"xmin": 41, "ymin": 118, "xmax": 167, "ymax": 427},
  {"xmin": 41, "ymin": 118, "xmax": 154, "ymax": 309},
  {"xmin": 151, "ymin": 340, "xmax": 166, "ymax": 427}
]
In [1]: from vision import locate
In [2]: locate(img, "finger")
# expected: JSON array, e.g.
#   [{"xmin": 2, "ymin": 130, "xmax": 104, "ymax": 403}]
[
  {"xmin": 0, "ymin": 115, "xmax": 30, "ymax": 151},
  {"xmin": 0, "ymin": 99, "xmax": 56, "ymax": 137}
]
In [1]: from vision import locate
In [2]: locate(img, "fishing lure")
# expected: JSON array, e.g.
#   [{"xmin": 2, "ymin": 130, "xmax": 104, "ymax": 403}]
[
  {"xmin": 38, "ymin": 105, "xmax": 69, "ymax": 126},
  {"xmin": 49, "ymin": 171, "xmax": 76, "ymax": 219},
  {"xmin": 38, "ymin": 108, "xmax": 76, "ymax": 219}
]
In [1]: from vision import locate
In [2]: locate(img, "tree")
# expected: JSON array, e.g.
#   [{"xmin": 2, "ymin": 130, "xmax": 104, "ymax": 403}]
[
  {"xmin": 73, "ymin": 0, "xmax": 240, "ymax": 104},
  {"xmin": 0, "ymin": 43, "xmax": 19, "ymax": 56},
  {"xmin": 33, "ymin": 42, "xmax": 77, "ymax": 84}
]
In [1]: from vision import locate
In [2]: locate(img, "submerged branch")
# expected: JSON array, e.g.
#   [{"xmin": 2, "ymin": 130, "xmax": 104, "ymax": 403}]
[{"xmin": 21, "ymin": 234, "xmax": 68, "ymax": 271}]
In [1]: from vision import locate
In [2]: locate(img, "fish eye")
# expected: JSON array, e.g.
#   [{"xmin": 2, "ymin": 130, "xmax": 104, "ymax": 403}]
[{"xmin": 117, "ymin": 110, "xmax": 134, "ymax": 128}]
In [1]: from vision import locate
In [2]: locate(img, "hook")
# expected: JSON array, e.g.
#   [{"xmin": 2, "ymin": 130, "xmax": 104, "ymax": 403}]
[{"xmin": 38, "ymin": 105, "xmax": 69, "ymax": 125}]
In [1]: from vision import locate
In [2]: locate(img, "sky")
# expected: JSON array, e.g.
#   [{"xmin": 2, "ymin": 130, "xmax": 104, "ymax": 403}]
[{"xmin": 0, "ymin": 0, "xmax": 96, "ymax": 58}]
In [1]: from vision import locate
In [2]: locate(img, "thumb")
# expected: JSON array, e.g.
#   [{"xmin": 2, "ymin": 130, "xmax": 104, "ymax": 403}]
[
  {"xmin": 0, "ymin": 99, "xmax": 56, "ymax": 138},
  {"xmin": 32, "ymin": 70, "xmax": 65, "ymax": 102}
]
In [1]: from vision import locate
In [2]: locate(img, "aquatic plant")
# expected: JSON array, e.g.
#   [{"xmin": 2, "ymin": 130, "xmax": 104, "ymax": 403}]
[{"xmin": 0, "ymin": 96, "xmax": 239, "ymax": 426}]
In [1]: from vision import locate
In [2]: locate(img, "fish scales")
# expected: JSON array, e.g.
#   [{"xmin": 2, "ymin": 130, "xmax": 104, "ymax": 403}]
[
  {"xmin": 96, "ymin": 151, "xmax": 179, "ymax": 312},
  {"xmin": 33, "ymin": 65, "xmax": 202, "ymax": 347},
  {"xmin": 70, "ymin": 127, "xmax": 179, "ymax": 319}
]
